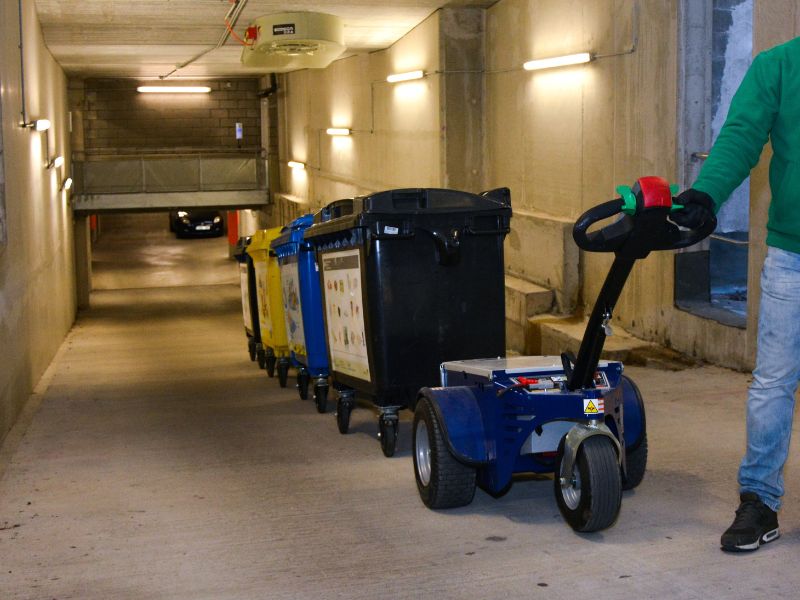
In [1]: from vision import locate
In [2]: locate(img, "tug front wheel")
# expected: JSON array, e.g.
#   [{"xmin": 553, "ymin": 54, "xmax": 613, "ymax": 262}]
[{"xmin": 554, "ymin": 435, "xmax": 621, "ymax": 532}]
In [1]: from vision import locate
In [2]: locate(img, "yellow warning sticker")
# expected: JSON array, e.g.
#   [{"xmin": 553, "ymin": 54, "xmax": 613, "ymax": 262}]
[{"xmin": 583, "ymin": 399, "xmax": 603, "ymax": 414}]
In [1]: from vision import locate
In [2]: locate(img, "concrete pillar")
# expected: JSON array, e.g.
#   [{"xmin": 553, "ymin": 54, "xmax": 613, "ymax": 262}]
[
  {"xmin": 439, "ymin": 8, "xmax": 484, "ymax": 192},
  {"xmin": 73, "ymin": 214, "xmax": 92, "ymax": 309},
  {"xmin": 677, "ymin": 0, "xmax": 713, "ymax": 190}
]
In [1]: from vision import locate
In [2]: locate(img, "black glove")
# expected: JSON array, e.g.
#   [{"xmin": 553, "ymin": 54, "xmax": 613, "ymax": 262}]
[{"xmin": 671, "ymin": 188, "xmax": 715, "ymax": 229}]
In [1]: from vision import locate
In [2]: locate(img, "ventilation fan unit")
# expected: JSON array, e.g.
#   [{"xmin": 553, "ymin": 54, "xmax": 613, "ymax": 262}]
[{"xmin": 241, "ymin": 12, "xmax": 346, "ymax": 71}]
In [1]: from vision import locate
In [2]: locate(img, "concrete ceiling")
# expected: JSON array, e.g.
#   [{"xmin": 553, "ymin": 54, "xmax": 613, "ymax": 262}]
[{"xmin": 34, "ymin": 0, "xmax": 495, "ymax": 79}]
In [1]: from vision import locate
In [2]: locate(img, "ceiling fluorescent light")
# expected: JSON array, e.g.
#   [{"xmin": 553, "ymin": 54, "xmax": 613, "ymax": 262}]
[
  {"xmin": 523, "ymin": 52, "xmax": 593, "ymax": 71},
  {"xmin": 386, "ymin": 70, "xmax": 424, "ymax": 83},
  {"xmin": 137, "ymin": 86, "xmax": 212, "ymax": 94},
  {"xmin": 287, "ymin": 161, "xmax": 306, "ymax": 170},
  {"xmin": 326, "ymin": 128, "xmax": 351, "ymax": 136}
]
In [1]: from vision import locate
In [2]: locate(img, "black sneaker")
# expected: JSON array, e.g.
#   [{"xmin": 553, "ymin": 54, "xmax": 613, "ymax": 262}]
[{"xmin": 720, "ymin": 492, "xmax": 780, "ymax": 552}]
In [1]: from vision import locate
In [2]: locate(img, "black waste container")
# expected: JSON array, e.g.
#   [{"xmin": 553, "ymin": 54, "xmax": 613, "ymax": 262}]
[
  {"xmin": 233, "ymin": 236, "xmax": 264, "ymax": 368},
  {"xmin": 304, "ymin": 187, "xmax": 512, "ymax": 456}
]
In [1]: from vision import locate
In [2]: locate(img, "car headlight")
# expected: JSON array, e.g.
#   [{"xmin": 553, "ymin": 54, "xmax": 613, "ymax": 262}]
[{"xmin": 213, "ymin": 216, "xmax": 222, "ymax": 224}]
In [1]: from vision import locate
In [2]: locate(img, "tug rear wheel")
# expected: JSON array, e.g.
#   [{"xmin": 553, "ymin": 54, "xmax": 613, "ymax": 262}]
[{"xmin": 413, "ymin": 397, "xmax": 476, "ymax": 509}]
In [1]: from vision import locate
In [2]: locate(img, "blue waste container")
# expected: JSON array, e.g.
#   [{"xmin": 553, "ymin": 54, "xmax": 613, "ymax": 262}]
[{"xmin": 271, "ymin": 215, "xmax": 330, "ymax": 410}]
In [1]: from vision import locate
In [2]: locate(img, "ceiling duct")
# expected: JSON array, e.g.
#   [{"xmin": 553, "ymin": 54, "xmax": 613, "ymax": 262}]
[{"xmin": 241, "ymin": 12, "xmax": 345, "ymax": 72}]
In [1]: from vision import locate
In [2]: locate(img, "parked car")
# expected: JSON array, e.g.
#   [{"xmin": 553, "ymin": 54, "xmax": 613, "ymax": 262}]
[{"xmin": 169, "ymin": 210, "xmax": 225, "ymax": 238}]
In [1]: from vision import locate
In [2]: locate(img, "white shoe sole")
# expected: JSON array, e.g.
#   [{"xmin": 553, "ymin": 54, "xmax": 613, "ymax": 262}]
[{"xmin": 722, "ymin": 527, "xmax": 780, "ymax": 552}]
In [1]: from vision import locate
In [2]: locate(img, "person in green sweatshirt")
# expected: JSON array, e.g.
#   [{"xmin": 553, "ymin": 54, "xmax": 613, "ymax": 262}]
[{"xmin": 674, "ymin": 36, "xmax": 800, "ymax": 552}]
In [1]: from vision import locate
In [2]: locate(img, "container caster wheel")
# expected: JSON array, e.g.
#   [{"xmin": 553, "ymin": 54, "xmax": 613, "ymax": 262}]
[
  {"xmin": 265, "ymin": 354, "xmax": 276, "ymax": 378},
  {"xmin": 248, "ymin": 340, "xmax": 256, "ymax": 362},
  {"xmin": 379, "ymin": 415, "xmax": 398, "ymax": 458},
  {"xmin": 336, "ymin": 396, "xmax": 353, "ymax": 433},
  {"xmin": 297, "ymin": 370, "xmax": 310, "ymax": 400},
  {"xmin": 314, "ymin": 382, "xmax": 329, "ymax": 413},
  {"xmin": 256, "ymin": 346, "xmax": 266, "ymax": 370},
  {"xmin": 276, "ymin": 359, "xmax": 289, "ymax": 388}
]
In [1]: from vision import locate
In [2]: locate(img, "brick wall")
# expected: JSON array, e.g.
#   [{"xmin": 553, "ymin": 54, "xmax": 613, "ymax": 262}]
[{"xmin": 69, "ymin": 78, "xmax": 262, "ymax": 154}]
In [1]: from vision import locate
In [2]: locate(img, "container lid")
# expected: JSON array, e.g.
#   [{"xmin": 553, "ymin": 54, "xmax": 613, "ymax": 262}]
[
  {"xmin": 361, "ymin": 187, "xmax": 510, "ymax": 215},
  {"xmin": 311, "ymin": 198, "xmax": 354, "ymax": 225},
  {"xmin": 305, "ymin": 187, "xmax": 511, "ymax": 239},
  {"xmin": 271, "ymin": 213, "xmax": 315, "ymax": 249},
  {"xmin": 233, "ymin": 236, "xmax": 252, "ymax": 261},
  {"xmin": 246, "ymin": 226, "xmax": 284, "ymax": 253}
]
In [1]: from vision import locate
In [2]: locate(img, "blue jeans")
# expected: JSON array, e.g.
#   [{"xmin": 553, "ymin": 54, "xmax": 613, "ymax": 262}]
[{"xmin": 739, "ymin": 246, "xmax": 800, "ymax": 512}]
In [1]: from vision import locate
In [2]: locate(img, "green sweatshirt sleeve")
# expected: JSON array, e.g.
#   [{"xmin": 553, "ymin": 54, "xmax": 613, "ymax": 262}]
[{"xmin": 693, "ymin": 50, "xmax": 781, "ymax": 210}]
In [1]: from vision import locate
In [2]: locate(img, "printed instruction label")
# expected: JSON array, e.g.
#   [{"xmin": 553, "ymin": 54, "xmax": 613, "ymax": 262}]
[
  {"xmin": 321, "ymin": 249, "xmax": 370, "ymax": 382},
  {"xmin": 383, "ymin": 226, "xmax": 399, "ymax": 235},
  {"xmin": 280, "ymin": 257, "xmax": 306, "ymax": 357},
  {"xmin": 254, "ymin": 260, "xmax": 274, "ymax": 340},
  {"xmin": 239, "ymin": 263, "xmax": 252, "ymax": 332}
]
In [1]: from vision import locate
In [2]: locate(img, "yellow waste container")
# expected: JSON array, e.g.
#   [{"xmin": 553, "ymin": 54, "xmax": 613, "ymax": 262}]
[{"xmin": 247, "ymin": 227, "xmax": 292, "ymax": 387}]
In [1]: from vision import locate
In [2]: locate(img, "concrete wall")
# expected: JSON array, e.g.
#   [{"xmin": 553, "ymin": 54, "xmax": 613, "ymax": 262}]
[
  {"xmin": 0, "ymin": 0, "xmax": 75, "ymax": 444},
  {"xmin": 483, "ymin": 0, "xmax": 796, "ymax": 370},
  {"xmin": 271, "ymin": 9, "xmax": 486, "ymax": 215},
  {"xmin": 70, "ymin": 78, "xmax": 261, "ymax": 154},
  {"xmin": 263, "ymin": 0, "xmax": 796, "ymax": 370},
  {"xmin": 486, "ymin": 0, "xmax": 679, "ymax": 326}
]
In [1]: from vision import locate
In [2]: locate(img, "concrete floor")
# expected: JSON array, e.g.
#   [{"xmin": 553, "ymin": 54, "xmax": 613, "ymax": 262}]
[{"xmin": 1, "ymin": 217, "xmax": 800, "ymax": 599}]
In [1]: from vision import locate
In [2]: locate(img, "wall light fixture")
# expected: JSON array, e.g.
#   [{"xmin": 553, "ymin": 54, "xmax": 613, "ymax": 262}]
[
  {"xmin": 523, "ymin": 52, "xmax": 593, "ymax": 72},
  {"xmin": 48, "ymin": 155, "xmax": 65, "ymax": 169},
  {"xmin": 287, "ymin": 161, "xmax": 306, "ymax": 170},
  {"xmin": 326, "ymin": 128, "xmax": 351, "ymax": 136},
  {"xmin": 61, "ymin": 177, "xmax": 73, "ymax": 191},
  {"xmin": 386, "ymin": 70, "xmax": 424, "ymax": 83},
  {"xmin": 137, "ymin": 86, "xmax": 212, "ymax": 94},
  {"xmin": 23, "ymin": 118, "xmax": 51, "ymax": 131}
]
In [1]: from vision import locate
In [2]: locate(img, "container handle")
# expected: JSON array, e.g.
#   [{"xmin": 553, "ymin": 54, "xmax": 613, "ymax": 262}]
[
  {"xmin": 467, "ymin": 215, "xmax": 511, "ymax": 236},
  {"xmin": 421, "ymin": 227, "xmax": 461, "ymax": 266}
]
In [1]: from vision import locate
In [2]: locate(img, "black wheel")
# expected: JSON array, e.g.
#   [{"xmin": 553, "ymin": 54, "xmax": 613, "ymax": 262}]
[
  {"xmin": 277, "ymin": 360, "xmax": 289, "ymax": 388},
  {"xmin": 297, "ymin": 370, "xmax": 310, "ymax": 400},
  {"xmin": 265, "ymin": 355, "xmax": 276, "ymax": 378},
  {"xmin": 620, "ymin": 374, "xmax": 647, "ymax": 491},
  {"xmin": 336, "ymin": 397, "xmax": 352, "ymax": 433},
  {"xmin": 314, "ymin": 384, "xmax": 329, "ymax": 414},
  {"xmin": 379, "ymin": 417, "xmax": 398, "ymax": 458},
  {"xmin": 555, "ymin": 435, "xmax": 622, "ymax": 532},
  {"xmin": 256, "ymin": 346, "xmax": 266, "ymax": 369},
  {"xmin": 248, "ymin": 339, "xmax": 256, "ymax": 362},
  {"xmin": 622, "ymin": 432, "xmax": 648, "ymax": 490},
  {"xmin": 413, "ymin": 397, "xmax": 476, "ymax": 508}
]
